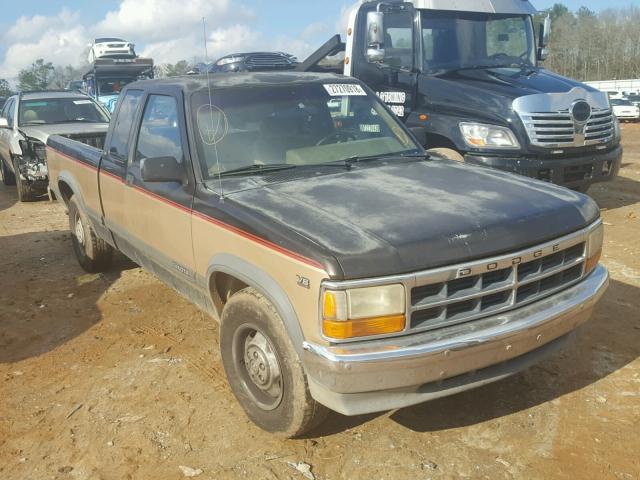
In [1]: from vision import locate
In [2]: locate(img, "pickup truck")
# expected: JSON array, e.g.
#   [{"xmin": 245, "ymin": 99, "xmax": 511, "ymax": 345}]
[{"xmin": 46, "ymin": 73, "xmax": 609, "ymax": 437}]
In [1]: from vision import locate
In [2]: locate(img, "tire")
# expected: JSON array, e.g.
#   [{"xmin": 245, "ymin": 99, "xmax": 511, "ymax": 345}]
[
  {"xmin": 1, "ymin": 157, "xmax": 16, "ymax": 186},
  {"xmin": 427, "ymin": 147, "xmax": 464, "ymax": 162},
  {"xmin": 68, "ymin": 195, "xmax": 113, "ymax": 272},
  {"xmin": 13, "ymin": 157, "xmax": 36, "ymax": 202},
  {"xmin": 220, "ymin": 287, "xmax": 328, "ymax": 438}
]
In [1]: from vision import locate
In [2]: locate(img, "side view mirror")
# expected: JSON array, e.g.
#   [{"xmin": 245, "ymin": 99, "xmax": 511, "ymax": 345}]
[
  {"xmin": 366, "ymin": 10, "xmax": 385, "ymax": 63},
  {"xmin": 140, "ymin": 156, "xmax": 183, "ymax": 183},
  {"xmin": 0, "ymin": 117, "xmax": 9, "ymax": 128},
  {"xmin": 87, "ymin": 42, "xmax": 93, "ymax": 48},
  {"xmin": 540, "ymin": 15, "xmax": 551, "ymax": 47}
]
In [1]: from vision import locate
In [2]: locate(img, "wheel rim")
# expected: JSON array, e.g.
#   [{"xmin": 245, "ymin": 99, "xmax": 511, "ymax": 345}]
[
  {"xmin": 74, "ymin": 214, "xmax": 85, "ymax": 247},
  {"xmin": 233, "ymin": 325, "xmax": 283, "ymax": 411}
]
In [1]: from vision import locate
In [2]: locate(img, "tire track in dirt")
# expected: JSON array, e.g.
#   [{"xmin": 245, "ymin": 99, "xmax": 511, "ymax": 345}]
[{"xmin": 130, "ymin": 323, "xmax": 230, "ymax": 393}]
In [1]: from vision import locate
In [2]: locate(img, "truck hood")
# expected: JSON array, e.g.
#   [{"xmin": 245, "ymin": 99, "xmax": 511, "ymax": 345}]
[
  {"xmin": 423, "ymin": 67, "xmax": 596, "ymax": 121},
  {"xmin": 21, "ymin": 123, "xmax": 109, "ymax": 144},
  {"xmin": 225, "ymin": 159, "xmax": 600, "ymax": 280}
]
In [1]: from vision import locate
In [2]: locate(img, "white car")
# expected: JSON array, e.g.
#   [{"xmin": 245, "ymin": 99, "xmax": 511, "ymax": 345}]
[
  {"xmin": 88, "ymin": 37, "xmax": 136, "ymax": 63},
  {"xmin": 610, "ymin": 99, "xmax": 640, "ymax": 122}
]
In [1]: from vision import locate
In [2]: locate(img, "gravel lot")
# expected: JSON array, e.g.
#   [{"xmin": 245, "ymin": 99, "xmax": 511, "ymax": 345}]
[{"xmin": 1, "ymin": 127, "xmax": 639, "ymax": 480}]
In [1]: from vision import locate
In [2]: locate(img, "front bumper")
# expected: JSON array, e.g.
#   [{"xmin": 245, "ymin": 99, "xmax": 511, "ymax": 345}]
[
  {"xmin": 464, "ymin": 145, "xmax": 622, "ymax": 189},
  {"xmin": 303, "ymin": 265, "xmax": 608, "ymax": 415}
]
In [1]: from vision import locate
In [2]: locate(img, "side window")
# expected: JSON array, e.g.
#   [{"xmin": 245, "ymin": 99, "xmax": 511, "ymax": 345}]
[
  {"xmin": 380, "ymin": 12, "xmax": 414, "ymax": 70},
  {"xmin": 134, "ymin": 95, "xmax": 183, "ymax": 163},
  {"xmin": 109, "ymin": 89, "xmax": 143, "ymax": 160}
]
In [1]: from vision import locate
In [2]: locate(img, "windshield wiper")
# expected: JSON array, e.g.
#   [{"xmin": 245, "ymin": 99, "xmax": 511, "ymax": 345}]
[
  {"xmin": 218, "ymin": 163, "xmax": 296, "ymax": 177},
  {"xmin": 48, "ymin": 119, "xmax": 103, "ymax": 124},
  {"xmin": 337, "ymin": 151, "xmax": 427, "ymax": 168}
]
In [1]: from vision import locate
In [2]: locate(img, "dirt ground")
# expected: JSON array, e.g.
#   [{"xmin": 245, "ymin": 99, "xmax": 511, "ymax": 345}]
[{"xmin": 1, "ymin": 128, "xmax": 639, "ymax": 480}]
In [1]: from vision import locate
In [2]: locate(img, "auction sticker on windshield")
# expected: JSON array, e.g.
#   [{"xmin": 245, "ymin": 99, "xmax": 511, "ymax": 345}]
[{"xmin": 323, "ymin": 84, "xmax": 367, "ymax": 96}]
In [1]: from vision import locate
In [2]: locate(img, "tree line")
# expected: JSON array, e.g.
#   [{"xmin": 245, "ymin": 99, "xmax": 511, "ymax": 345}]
[
  {"xmin": 1, "ymin": 2, "xmax": 639, "ymax": 98},
  {"xmin": 542, "ymin": 3, "xmax": 640, "ymax": 81}
]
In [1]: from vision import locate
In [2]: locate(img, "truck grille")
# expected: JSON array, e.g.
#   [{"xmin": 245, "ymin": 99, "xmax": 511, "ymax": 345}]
[
  {"xmin": 519, "ymin": 108, "xmax": 614, "ymax": 147},
  {"xmin": 409, "ymin": 242, "xmax": 585, "ymax": 331},
  {"xmin": 322, "ymin": 222, "xmax": 600, "ymax": 343}
]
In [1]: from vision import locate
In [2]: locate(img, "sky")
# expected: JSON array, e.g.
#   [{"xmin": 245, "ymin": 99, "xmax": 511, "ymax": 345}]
[{"xmin": 0, "ymin": 0, "xmax": 638, "ymax": 83}]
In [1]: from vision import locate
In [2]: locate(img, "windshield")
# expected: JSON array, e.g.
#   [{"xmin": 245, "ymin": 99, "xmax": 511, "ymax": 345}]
[
  {"xmin": 421, "ymin": 11, "xmax": 536, "ymax": 72},
  {"xmin": 611, "ymin": 99, "xmax": 632, "ymax": 106},
  {"xmin": 96, "ymin": 38, "xmax": 125, "ymax": 43},
  {"xmin": 191, "ymin": 83, "xmax": 420, "ymax": 178},
  {"xmin": 19, "ymin": 97, "xmax": 109, "ymax": 126}
]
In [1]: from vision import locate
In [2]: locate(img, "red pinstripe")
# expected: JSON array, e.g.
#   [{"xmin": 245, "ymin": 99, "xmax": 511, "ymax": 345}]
[{"xmin": 48, "ymin": 146, "xmax": 324, "ymax": 270}]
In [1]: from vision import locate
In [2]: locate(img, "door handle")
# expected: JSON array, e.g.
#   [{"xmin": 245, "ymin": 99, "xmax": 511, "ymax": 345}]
[{"xmin": 125, "ymin": 173, "xmax": 134, "ymax": 186}]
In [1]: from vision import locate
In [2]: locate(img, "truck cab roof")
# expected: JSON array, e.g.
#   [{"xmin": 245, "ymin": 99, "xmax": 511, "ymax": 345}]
[
  {"xmin": 126, "ymin": 72, "xmax": 353, "ymax": 93},
  {"xmin": 363, "ymin": 0, "xmax": 537, "ymax": 14}
]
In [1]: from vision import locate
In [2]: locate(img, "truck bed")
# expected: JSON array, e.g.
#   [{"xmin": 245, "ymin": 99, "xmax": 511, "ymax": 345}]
[{"xmin": 46, "ymin": 135, "xmax": 106, "ymax": 224}]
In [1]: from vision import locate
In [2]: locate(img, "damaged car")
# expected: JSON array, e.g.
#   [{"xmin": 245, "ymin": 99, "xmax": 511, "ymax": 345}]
[{"xmin": 0, "ymin": 91, "xmax": 110, "ymax": 201}]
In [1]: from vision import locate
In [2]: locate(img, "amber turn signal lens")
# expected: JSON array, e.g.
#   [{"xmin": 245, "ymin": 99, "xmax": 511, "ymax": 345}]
[
  {"xmin": 323, "ymin": 315, "xmax": 406, "ymax": 340},
  {"xmin": 585, "ymin": 248, "xmax": 602, "ymax": 275},
  {"xmin": 323, "ymin": 291, "xmax": 337, "ymax": 319}
]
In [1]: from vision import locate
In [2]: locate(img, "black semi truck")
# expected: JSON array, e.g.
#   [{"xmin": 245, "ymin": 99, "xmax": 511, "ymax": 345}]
[{"xmin": 297, "ymin": 0, "xmax": 621, "ymax": 192}]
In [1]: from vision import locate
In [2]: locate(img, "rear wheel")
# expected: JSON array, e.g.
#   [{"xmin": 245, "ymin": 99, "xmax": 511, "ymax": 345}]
[
  {"xmin": 1, "ymin": 157, "xmax": 16, "ymax": 186},
  {"xmin": 13, "ymin": 157, "xmax": 36, "ymax": 202},
  {"xmin": 220, "ymin": 287, "xmax": 328, "ymax": 438},
  {"xmin": 68, "ymin": 195, "xmax": 113, "ymax": 272},
  {"xmin": 427, "ymin": 147, "xmax": 464, "ymax": 162}
]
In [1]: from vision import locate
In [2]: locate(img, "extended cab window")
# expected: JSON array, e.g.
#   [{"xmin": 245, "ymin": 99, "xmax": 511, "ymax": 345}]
[
  {"xmin": 135, "ymin": 95, "xmax": 183, "ymax": 163},
  {"xmin": 109, "ymin": 89, "xmax": 143, "ymax": 160}
]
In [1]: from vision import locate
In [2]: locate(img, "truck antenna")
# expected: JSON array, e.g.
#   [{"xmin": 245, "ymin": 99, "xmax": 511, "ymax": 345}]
[{"xmin": 202, "ymin": 17, "xmax": 224, "ymax": 201}]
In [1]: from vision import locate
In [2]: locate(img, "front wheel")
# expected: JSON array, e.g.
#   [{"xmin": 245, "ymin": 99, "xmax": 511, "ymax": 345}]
[
  {"xmin": 13, "ymin": 157, "xmax": 36, "ymax": 202},
  {"xmin": 1, "ymin": 158, "xmax": 16, "ymax": 186},
  {"xmin": 68, "ymin": 196, "xmax": 113, "ymax": 272},
  {"xmin": 220, "ymin": 287, "xmax": 328, "ymax": 438}
]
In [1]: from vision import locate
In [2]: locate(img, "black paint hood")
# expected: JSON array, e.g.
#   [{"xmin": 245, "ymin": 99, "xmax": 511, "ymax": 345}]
[{"xmin": 225, "ymin": 159, "xmax": 600, "ymax": 280}]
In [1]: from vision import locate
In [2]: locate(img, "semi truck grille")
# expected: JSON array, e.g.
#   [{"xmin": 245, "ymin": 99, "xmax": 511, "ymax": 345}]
[
  {"xmin": 519, "ymin": 108, "xmax": 614, "ymax": 147},
  {"xmin": 409, "ymin": 241, "xmax": 586, "ymax": 331}
]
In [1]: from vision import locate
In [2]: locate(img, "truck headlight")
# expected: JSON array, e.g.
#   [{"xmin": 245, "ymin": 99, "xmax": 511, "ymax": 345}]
[
  {"xmin": 613, "ymin": 116, "xmax": 621, "ymax": 140},
  {"xmin": 459, "ymin": 122, "xmax": 520, "ymax": 149},
  {"xmin": 585, "ymin": 222, "xmax": 604, "ymax": 274},
  {"xmin": 322, "ymin": 284, "xmax": 406, "ymax": 340}
]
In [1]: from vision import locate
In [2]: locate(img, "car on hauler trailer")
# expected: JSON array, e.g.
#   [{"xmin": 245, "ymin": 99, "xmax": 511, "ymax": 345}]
[{"xmin": 46, "ymin": 72, "xmax": 608, "ymax": 437}]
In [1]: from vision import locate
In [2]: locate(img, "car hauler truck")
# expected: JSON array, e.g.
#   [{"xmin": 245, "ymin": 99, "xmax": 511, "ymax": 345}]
[
  {"xmin": 298, "ymin": 0, "xmax": 622, "ymax": 191},
  {"xmin": 83, "ymin": 57, "xmax": 154, "ymax": 113}
]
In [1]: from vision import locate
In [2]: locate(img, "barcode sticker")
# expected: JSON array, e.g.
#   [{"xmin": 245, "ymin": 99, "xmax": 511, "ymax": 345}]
[{"xmin": 323, "ymin": 84, "xmax": 367, "ymax": 96}]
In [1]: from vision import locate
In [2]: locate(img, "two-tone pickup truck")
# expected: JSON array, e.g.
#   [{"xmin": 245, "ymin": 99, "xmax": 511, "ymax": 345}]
[{"xmin": 46, "ymin": 73, "xmax": 609, "ymax": 437}]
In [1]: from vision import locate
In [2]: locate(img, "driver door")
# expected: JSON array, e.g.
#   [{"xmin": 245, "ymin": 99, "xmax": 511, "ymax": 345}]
[{"xmin": 122, "ymin": 90, "xmax": 197, "ymax": 291}]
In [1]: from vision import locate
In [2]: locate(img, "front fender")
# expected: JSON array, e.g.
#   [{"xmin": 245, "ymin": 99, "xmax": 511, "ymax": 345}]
[{"xmin": 206, "ymin": 253, "xmax": 306, "ymax": 359}]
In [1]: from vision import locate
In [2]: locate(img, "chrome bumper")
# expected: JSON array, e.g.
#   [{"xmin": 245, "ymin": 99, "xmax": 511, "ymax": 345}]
[{"xmin": 303, "ymin": 265, "xmax": 609, "ymax": 415}]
